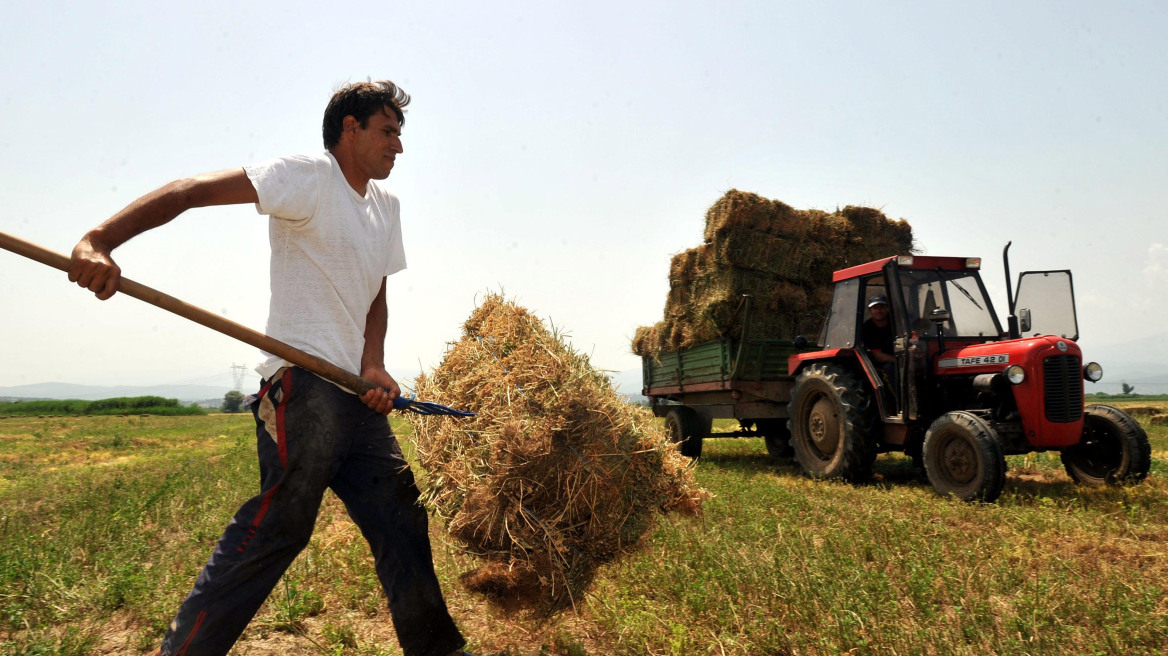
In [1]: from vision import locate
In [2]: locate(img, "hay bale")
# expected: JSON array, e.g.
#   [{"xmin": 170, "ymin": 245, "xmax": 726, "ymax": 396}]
[
  {"xmin": 1120, "ymin": 405, "xmax": 1162, "ymax": 417},
  {"xmin": 632, "ymin": 190, "xmax": 916, "ymax": 357},
  {"xmin": 710, "ymin": 229, "xmax": 837, "ymax": 280},
  {"xmin": 411, "ymin": 294, "xmax": 706, "ymax": 612}
]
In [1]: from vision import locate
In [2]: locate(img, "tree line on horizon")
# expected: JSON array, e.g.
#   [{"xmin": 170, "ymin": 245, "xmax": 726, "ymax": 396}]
[{"xmin": 0, "ymin": 396, "xmax": 205, "ymax": 417}]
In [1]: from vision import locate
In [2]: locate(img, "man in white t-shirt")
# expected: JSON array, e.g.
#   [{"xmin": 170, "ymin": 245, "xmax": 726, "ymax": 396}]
[{"xmin": 68, "ymin": 81, "xmax": 476, "ymax": 656}]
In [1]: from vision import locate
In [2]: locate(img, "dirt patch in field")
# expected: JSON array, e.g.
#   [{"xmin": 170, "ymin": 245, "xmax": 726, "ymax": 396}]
[
  {"xmin": 81, "ymin": 494, "xmax": 618, "ymax": 656},
  {"xmin": 85, "ymin": 586, "xmax": 614, "ymax": 656},
  {"xmin": 1007, "ymin": 471, "xmax": 1071, "ymax": 487},
  {"xmin": 1045, "ymin": 532, "xmax": 1168, "ymax": 576}
]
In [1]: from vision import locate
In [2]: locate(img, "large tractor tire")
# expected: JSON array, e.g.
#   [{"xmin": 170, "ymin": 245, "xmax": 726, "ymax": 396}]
[
  {"xmin": 1060, "ymin": 404, "xmax": 1151, "ymax": 486},
  {"xmin": 664, "ymin": 407, "xmax": 704, "ymax": 459},
  {"xmin": 787, "ymin": 363, "xmax": 878, "ymax": 481},
  {"xmin": 922, "ymin": 411, "xmax": 1006, "ymax": 502},
  {"xmin": 755, "ymin": 418, "xmax": 794, "ymax": 460}
]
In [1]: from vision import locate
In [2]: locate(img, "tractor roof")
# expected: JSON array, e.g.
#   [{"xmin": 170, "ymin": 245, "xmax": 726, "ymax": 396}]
[{"xmin": 832, "ymin": 255, "xmax": 981, "ymax": 282}]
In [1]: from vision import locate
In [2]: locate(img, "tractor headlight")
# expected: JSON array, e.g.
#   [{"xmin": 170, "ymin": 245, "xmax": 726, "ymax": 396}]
[
  {"xmin": 1083, "ymin": 362, "xmax": 1103, "ymax": 382},
  {"xmin": 1004, "ymin": 365, "xmax": 1026, "ymax": 385}
]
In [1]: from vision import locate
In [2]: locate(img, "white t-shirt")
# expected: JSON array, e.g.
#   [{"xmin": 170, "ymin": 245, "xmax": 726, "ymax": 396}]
[{"xmin": 244, "ymin": 152, "xmax": 406, "ymax": 384}]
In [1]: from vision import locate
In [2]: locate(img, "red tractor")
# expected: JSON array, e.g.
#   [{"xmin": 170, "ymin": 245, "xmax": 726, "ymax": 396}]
[{"xmin": 786, "ymin": 244, "xmax": 1151, "ymax": 501}]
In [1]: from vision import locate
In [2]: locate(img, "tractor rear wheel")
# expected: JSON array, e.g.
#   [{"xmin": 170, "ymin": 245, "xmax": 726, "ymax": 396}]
[
  {"xmin": 755, "ymin": 419, "xmax": 794, "ymax": 460},
  {"xmin": 1060, "ymin": 404, "xmax": 1151, "ymax": 486},
  {"xmin": 787, "ymin": 363, "xmax": 877, "ymax": 481},
  {"xmin": 664, "ymin": 407, "xmax": 704, "ymax": 459},
  {"xmin": 922, "ymin": 412, "xmax": 1006, "ymax": 502}
]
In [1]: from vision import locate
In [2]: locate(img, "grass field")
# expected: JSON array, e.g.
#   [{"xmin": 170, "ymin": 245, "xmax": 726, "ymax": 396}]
[{"xmin": 1, "ymin": 402, "xmax": 1165, "ymax": 656}]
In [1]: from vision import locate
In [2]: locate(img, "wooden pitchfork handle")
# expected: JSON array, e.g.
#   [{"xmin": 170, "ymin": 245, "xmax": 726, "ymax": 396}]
[{"xmin": 0, "ymin": 230, "xmax": 379, "ymax": 396}]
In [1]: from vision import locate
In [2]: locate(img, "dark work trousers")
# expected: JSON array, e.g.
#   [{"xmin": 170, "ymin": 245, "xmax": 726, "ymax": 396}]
[{"xmin": 160, "ymin": 367, "xmax": 465, "ymax": 656}]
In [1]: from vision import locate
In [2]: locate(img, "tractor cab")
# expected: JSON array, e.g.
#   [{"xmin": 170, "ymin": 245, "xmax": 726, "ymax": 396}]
[
  {"xmin": 786, "ymin": 249, "xmax": 1148, "ymax": 502},
  {"xmin": 815, "ymin": 255, "xmax": 1010, "ymax": 423},
  {"xmin": 811, "ymin": 254, "xmax": 1086, "ymax": 430}
]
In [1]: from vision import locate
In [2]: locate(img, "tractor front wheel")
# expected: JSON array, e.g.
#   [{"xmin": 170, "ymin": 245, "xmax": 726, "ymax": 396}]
[
  {"xmin": 787, "ymin": 363, "xmax": 877, "ymax": 481},
  {"xmin": 1060, "ymin": 404, "xmax": 1151, "ymax": 486},
  {"xmin": 665, "ymin": 407, "xmax": 704, "ymax": 459},
  {"xmin": 922, "ymin": 412, "xmax": 1006, "ymax": 502}
]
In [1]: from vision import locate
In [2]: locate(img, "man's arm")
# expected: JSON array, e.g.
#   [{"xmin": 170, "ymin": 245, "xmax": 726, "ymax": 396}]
[
  {"xmin": 69, "ymin": 168, "xmax": 259, "ymax": 300},
  {"xmin": 358, "ymin": 277, "xmax": 401, "ymax": 414}
]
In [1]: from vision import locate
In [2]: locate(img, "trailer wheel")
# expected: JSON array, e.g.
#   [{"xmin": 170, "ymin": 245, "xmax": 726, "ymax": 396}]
[
  {"xmin": 755, "ymin": 419, "xmax": 794, "ymax": 460},
  {"xmin": 787, "ymin": 363, "xmax": 877, "ymax": 481},
  {"xmin": 664, "ymin": 407, "xmax": 703, "ymax": 459},
  {"xmin": 922, "ymin": 412, "xmax": 1006, "ymax": 502},
  {"xmin": 1060, "ymin": 404, "xmax": 1151, "ymax": 486}
]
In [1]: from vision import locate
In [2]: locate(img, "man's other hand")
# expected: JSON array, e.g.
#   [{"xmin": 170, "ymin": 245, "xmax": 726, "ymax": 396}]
[
  {"xmin": 360, "ymin": 367, "xmax": 400, "ymax": 414},
  {"xmin": 68, "ymin": 234, "xmax": 121, "ymax": 300}
]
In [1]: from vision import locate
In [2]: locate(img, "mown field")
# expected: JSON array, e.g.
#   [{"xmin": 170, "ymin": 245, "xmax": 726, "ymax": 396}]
[{"xmin": 1, "ymin": 402, "xmax": 1165, "ymax": 656}]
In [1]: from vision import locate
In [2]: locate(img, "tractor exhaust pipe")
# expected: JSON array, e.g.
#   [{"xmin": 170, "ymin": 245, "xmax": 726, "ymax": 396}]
[{"xmin": 1003, "ymin": 241, "xmax": 1020, "ymax": 340}]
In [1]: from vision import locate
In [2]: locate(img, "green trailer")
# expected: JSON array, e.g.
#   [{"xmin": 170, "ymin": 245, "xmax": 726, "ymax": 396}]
[{"xmin": 642, "ymin": 336, "xmax": 805, "ymax": 458}]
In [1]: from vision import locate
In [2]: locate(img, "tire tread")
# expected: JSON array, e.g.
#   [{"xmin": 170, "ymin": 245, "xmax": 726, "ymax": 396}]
[
  {"xmin": 787, "ymin": 363, "xmax": 878, "ymax": 482},
  {"xmin": 922, "ymin": 412, "xmax": 1006, "ymax": 502},
  {"xmin": 1061, "ymin": 404, "xmax": 1151, "ymax": 485}
]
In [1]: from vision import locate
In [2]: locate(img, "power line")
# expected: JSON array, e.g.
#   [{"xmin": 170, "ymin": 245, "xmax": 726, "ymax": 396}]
[{"xmin": 231, "ymin": 363, "xmax": 249, "ymax": 393}]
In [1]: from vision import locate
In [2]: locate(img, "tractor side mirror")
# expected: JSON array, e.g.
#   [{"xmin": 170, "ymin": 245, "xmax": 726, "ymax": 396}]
[{"xmin": 1018, "ymin": 308, "xmax": 1032, "ymax": 333}]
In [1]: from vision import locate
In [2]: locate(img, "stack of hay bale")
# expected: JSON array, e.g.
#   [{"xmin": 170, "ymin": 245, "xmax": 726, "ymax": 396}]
[
  {"xmin": 633, "ymin": 190, "xmax": 916, "ymax": 358},
  {"xmin": 410, "ymin": 293, "xmax": 706, "ymax": 612}
]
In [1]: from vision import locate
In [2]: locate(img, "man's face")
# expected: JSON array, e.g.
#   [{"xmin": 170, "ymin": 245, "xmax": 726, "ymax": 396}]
[
  {"xmin": 869, "ymin": 303, "xmax": 889, "ymax": 323},
  {"xmin": 350, "ymin": 108, "xmax": 403, "ymax": 181}
]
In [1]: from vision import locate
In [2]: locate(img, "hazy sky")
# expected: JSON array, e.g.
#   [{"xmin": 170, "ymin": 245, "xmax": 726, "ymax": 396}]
[{"xmin": 1, "ymin": 1, "xmax": 1165, "ymax": 392}]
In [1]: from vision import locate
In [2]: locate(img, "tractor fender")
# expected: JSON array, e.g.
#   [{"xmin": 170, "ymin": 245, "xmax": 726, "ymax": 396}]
[{"xmin": 789, "ymin": 348, "xmax": 883, "ymax": 392}]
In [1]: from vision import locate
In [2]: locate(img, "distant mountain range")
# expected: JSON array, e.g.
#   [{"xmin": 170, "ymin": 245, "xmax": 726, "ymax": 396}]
[
  {"xmin": 0, "ymin": 382, "xmax": 234, "ymax": 404},
  {"xmin": 1080, "ymin": 332, "xmax": 1168, "ymax": 394},
  {"xmin": 0, "ymin": 370, "xmax": 652, "ymax": 405},
  {"xmin": 5, "ymin": 338, "xmax": 1163, "ymax": 404}
]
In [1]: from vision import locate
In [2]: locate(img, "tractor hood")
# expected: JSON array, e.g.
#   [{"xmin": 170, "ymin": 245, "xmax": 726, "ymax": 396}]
[
  {"xmin": 934, "ymin": 335, "xmax": 1081, "ymax": 376},
  {"xmin": 934, "ymin": 335, "xmax": 1085, "ymax": 447}
]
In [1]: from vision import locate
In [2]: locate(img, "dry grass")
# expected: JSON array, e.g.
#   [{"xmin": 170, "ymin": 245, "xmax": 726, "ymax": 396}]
[
  {"xmin": 2, "ymin": 408, "xmax": 1165, "ymax": 655},
  {"xmin": 410, "ymin": 293, "xmax": 707, "ymax": 612},
  {"xmin": 633, "ymin": 190, "xmax": 916, "ymax": 358}
]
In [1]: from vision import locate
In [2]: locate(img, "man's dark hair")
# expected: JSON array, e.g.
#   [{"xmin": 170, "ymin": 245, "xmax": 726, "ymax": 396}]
[{"xmin": 322, "ymin": 80, "xmax": 411, "ymax": 150}]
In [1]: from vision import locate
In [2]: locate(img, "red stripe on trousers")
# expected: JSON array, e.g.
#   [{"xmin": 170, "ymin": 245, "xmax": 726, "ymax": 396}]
[
  {"xmin": 256, "ymin": 378, "xmax": 275, "ymax": 401},
  {"xmin": 175, "ymin": 609, "xmax": 206, "ymax": 656},
  {"xmin": 240, "ymin": 368, "xmax": 293, "ymax": 548}
]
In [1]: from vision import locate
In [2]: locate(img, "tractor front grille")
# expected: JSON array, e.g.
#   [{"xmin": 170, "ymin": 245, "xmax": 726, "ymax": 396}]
[{"xmin": 1043, "ymin": 355, "xmax": 1082, "ymax": 423}]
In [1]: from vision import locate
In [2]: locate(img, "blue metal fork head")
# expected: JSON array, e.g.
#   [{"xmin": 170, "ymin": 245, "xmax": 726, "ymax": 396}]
[{"xmin": 391, "ymin": 394, "xmax": 476, "ymax": 417}]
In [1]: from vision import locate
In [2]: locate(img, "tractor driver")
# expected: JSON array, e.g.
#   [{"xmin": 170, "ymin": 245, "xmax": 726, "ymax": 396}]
[{"xmin": 862, "ymin": 294, "xmax": 898, "ymax": 399}]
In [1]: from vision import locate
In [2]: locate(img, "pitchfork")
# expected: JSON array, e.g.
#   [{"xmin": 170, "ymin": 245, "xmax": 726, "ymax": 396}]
[{"xmin": 0, "ymin": 231, "xmax": 473, "ymax": 418}]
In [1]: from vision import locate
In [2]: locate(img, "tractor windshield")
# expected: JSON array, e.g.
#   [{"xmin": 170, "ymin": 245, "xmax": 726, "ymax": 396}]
[
  {"xmin": 1014, "ymin": 270, "xmax": 1078, "ymax": 340},
  {"xmin": 899, "ymin": 269, "xmax": 1002, "ymax": 339}
]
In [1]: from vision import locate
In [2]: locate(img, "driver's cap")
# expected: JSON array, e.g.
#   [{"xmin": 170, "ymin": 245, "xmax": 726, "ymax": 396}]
[{"xmin": 867, "ymin": 294, "xmax": 889, "ymax": 308}]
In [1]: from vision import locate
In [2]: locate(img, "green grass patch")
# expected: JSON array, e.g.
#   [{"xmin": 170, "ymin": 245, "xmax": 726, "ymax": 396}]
[
  {"xmin": 1085, "ymin": 393, "xmax": 1168, "ymax": 402},
  {"xmin": 0, "ymin": 413, "xmax": 1164, "ymax": 655}
]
